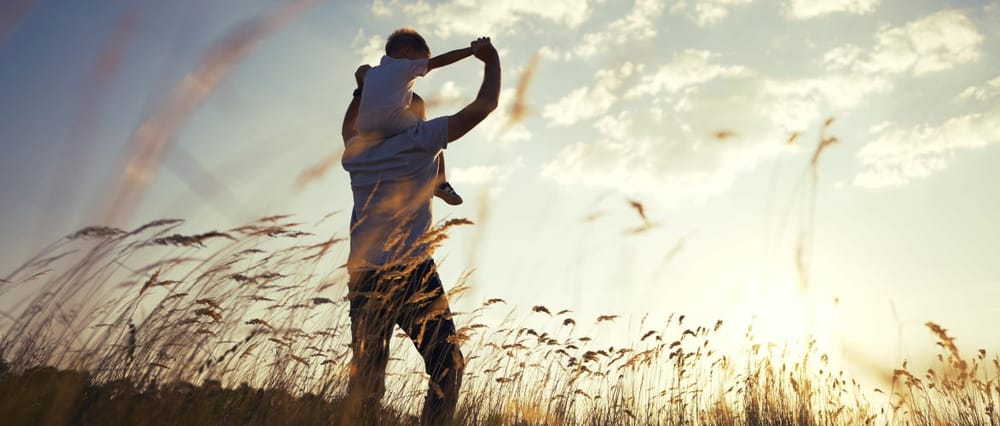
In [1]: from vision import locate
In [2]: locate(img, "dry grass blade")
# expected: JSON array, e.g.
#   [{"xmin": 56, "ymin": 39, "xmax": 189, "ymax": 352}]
[
  {"xmin": 245, "ymin": 318, "xmax": 274, "ymax": 329},
  {"xmin": 194, "ymin": 308, "xmax": 222, "ymax": 322},
  {"xmin": 713, "ymin": 130, "xmax": 738, "ymax": 141},
  {"xmin": 786, "ymin": 131, "xmax": 801, "ymax": 145},
  {"xmin": 294, "ymin": 150, "xmax": 343, "ymax": 191},
  {"xmin": 67, "ymin": 226, "xmax": 126, "ymax": 240},
  {"xmin": 195, "ymin": 298, "xmax": 222, "ymax": 310},
  {"xmin": 144, "ymin": 231, "xmax": 235, "ymax": 247},
  {"xmin": 101, "ymin": 0, "xmax": 319, "ymax": 225},
  {"xmin": 504, "ymin": 52, "xmax": 539, "ymax": 129},
  {"xmin": 628, "ymin": 199, "xmax": 647, "ymax": 223},
  {"xmin": 23, "ymin": 269, "xmax": 53, "ymax": 282}
]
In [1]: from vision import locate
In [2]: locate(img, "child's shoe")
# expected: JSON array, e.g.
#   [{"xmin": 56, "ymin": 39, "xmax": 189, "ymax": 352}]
[{"xmin": 435, "ymin": 182, "xmax": 464, "ymax": 205}]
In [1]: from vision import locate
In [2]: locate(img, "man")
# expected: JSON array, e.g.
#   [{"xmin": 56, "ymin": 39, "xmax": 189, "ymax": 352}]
[{"xmin": 339, "ymin": 37, "xmax": 501, "ymax": 425}]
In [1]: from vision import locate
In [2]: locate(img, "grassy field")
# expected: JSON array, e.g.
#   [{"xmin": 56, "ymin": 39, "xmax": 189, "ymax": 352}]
[{"xmin": 0, "ymin": 216, "xmax": 998, "ymax": 425}]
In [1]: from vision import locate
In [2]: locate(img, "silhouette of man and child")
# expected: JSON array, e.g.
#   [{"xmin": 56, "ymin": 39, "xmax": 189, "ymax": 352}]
[{"xmin": 340, "ymin": 28, "xmax": 501, "ymax": 425}]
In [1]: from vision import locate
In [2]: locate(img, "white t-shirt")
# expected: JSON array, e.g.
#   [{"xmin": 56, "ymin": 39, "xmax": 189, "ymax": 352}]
[
  {"xmin": 356, "ymin": 55, "xmax": 429, "ymax": 138},
  {"xmin": 341, "ymin": 116, "xmax": 449, "ymax": 271}
]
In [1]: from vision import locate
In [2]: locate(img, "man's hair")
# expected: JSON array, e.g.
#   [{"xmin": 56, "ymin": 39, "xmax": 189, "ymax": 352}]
[{"xmin": 385, "ymin": 28, "xmax": 429, "ymax": 56}]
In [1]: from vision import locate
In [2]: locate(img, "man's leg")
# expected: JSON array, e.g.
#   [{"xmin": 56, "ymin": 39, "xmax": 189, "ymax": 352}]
[
  {"xmin": 345, "ymin": 270, "xmax": 394, "ymax": 424},
  {"xmin": 397, "ymin": 260, "xmax": 465, "ymax": 426}
]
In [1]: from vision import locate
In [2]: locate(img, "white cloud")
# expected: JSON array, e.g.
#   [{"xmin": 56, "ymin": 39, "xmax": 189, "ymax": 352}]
[
  {"xmin": 796, "ymin": 73, "xmax": 892, "ymax": 109},
  {"xmin": 956, "ymin": 75, "xmax": 1000, "ymax": 103},
  {"xmin": 538, "ymin": 44, "xmax": 904, "ymax": 203},
  {"xmin": 479, "ymin": 88, "xmax": 533, "ymax": 144},
  {"xmin": 371, "ymin": 0, "xmax": 393, "ymax": 16},
  {"xmin": 823, "ymin": 44, "xmax": 863, "ymax": 71},
  {"xmin": 668, "ymin": 0, "xmax": 752, "ymax": 26},
  {"xmin": 628, "ymin": 49, "xmax": 888, "ymax": 111},
  {"xmin": 450, "ymin": 164, "xmax": 513, "ymax": 184},
  {"xmin": 785, "ymin": 0, "xmax": 878, "ymax": 19},
  {"xmin": 537, "ymin": 45, "xmax": 564, "ymax": 61},
  {"xmin": 854, "ymin": 103, "xmax": 1000, "ymax": 188},
  {"xmin": 352, "ymin": 29, "xmax": 384, "ymax": 65},
  {"xmin": 421, "ymin": 80, "xmax": 466, "ymax": 111},
  {"xmin": 541, "ymin": 70, "xmax": 821, "ymax": 205},
  {"xmin": 830, "ymin": 10, "xmax": 984, "ymax": 77},
  {"xmin": 569, "ymin": 0, "xmax": 666, "ymax": 59},
  {"xmin": 625, "ymin": 50, "xmax": 748, "ymax": 98},
  {"xmin": 380, "ymin": 0, "xmax": 595, "ymax": 38},
  {"xmin": 449, "ymin": 159, "xmax": 525, "ymax": 201},
  {"xmin": 543, "ymin": 62, "xmax": 641, "ymax": 126}
]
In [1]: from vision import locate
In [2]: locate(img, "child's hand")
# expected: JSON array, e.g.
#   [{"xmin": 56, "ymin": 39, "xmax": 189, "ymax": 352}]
[{"xmin": 354, "ymin": 64, "xmax": 371, "ymax": 88}]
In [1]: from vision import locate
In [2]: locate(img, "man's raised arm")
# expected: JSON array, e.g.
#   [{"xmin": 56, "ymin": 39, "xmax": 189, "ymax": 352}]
[{"xmin": 446, "ymin": 38, "xmax": 501, "ymax": 143}]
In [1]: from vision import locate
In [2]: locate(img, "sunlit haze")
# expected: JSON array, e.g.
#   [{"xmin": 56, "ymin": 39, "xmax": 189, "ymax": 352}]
[{"xmin": 2, "ymin": 0, "xmax": 999, "ymax": 393}]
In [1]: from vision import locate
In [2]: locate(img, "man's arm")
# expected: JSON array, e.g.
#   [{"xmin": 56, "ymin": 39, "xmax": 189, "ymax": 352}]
[
  {"xmin": 342, "ymin": 65, "xmax": 369, "ymax": 143},
  {"xmin": 446, "ymin": 39, "xmax": 501, "ymax": 142},
  {"xmin": 427, "ymin": 47, "xmax": 473, "ymax": 72},
  {"xmin": 341, "ymin": 95, "xmax": 361, "ymax": 144}
]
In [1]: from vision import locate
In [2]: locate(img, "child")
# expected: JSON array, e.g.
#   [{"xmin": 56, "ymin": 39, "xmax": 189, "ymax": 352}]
[{"xmin": 355, "ymin": 28, "xmax": 482, "ymax": 206}]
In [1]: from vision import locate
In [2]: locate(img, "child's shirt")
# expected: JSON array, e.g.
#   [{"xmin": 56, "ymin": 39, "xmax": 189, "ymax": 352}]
[{"xmin": 357, "ymin": 55, "xmax": 429, "ymax": 137}]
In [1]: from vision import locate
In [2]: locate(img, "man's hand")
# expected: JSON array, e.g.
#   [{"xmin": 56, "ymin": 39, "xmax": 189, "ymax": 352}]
[
  {"xmin": 469, "ymin": 37, "xmax": 488, "ymax": 51},
  {"xmin": 354, "ymin": 64, "xmax": 371, "ymax": 88},
  {"xmin": 470, "ymin": 37, "xmax": 498, "ymax": 64}
]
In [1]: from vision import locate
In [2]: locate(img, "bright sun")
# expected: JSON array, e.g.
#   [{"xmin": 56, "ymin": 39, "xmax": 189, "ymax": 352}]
[{"xmin": 727, "ymin": 276, "xmax": 841, "ymax": 358}]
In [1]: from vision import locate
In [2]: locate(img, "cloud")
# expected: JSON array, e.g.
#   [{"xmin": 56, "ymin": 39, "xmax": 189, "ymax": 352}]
[
  {"xmin": 667, "ymin": 0, "xmax": 752, "ymax": 26},
  {"xmin": 568, "ymin": 0, "xmax": 667, "ymax": 59},
  {"xmin": 450, "ymin": 162, "xmax": 521, "ymax": 185},
  {"xmin": 539, "ymin": 43, "xmax": 903, "ymax": 204},
  {"xmin": 542, "ymin": 62, "xmax": 641, "ymax": 126},
  {"xmin": 854, "ymin": 103, "xmax": 1000, "ymax": 188},
  {"xmin": 352, "ymin": 29, "xmax": 384, "ymax": 65},
  {"xmin": 541, "ymin": 68, "xmax": 824, "ymax": 205},
  {"xmin": 629, "ymin": 49, "xmax": 888, "ymax": 111},
  {"xmin": 784, "ymin": 0, "xmax": 878, "ymax": 19},
  {"xmin": 479, "ymin": 87, "xmax": 533, "ymax": 144},
  {"xmin": 823, "ymin": 44, "xmax": 864, "ymax": 71},
  {"xmin": 625, "ymin": 49, "xmax": 748, "ymax": 98},
  {"xmin": 956, "ymin": 75, "xmax": 1000, "ymax": 103},
  {"xmin": 828, "ymin": 10, "xmax": 984, "ymax": 77},
  {"xmin": 370, "ymin": 0, "xmax": 393, "ymax": 16},
  {"xmin": 784, "ymin": 73, "xmax": 891, "ymax": 110},
  {"xmin": 377, "ymin": 0, "xmax": 595, "ymax": 38}
]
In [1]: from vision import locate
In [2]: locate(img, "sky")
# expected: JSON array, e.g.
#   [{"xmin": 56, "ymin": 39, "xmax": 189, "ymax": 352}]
[{"xmin": 1, "ymin": 0, "xmax": 999, "ymax": 389}]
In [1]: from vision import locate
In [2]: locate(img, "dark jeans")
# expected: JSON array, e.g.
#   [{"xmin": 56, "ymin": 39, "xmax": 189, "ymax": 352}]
[{"xmin": 345, "ymin": 259, "xmax": 464, "ymax": 425}]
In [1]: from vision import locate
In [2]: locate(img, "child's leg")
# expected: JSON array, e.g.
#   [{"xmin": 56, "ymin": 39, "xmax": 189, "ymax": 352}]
[
  {"xmin": 433, "ymin": 153, "xmax": 462, "ymax": 205},
  {"xmin": 410, "ymin": 93, "xmax": 427, "ymax": 120},
  {"xmin": 413, "ymin": 92, "xmax": 462, "ymax": 205},
  {"xmin": 437, "ymin": 154, "xmax": 447, "ymax": 184}
]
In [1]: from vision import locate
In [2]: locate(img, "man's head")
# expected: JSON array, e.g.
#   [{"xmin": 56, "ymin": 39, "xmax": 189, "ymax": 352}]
[{"xmin": 385, "ymin": 28, "xmax": 431, "ymax": 60}]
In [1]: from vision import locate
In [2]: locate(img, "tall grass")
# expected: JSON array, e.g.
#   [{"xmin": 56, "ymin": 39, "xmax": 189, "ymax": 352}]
[{"xmin": 0, "ymin": 212, "xmax": 998, "ymax": 425}]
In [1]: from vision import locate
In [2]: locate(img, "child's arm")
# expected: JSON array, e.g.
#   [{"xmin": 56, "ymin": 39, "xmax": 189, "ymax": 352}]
[{"xmin": 427, "ymin": 47, "xmax": 473, "ymax": 72}]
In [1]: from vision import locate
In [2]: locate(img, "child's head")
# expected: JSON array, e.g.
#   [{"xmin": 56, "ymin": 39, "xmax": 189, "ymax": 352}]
[{"xmin": 385, "ymin": 28, "xmax": 431, "ymax": 60}]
